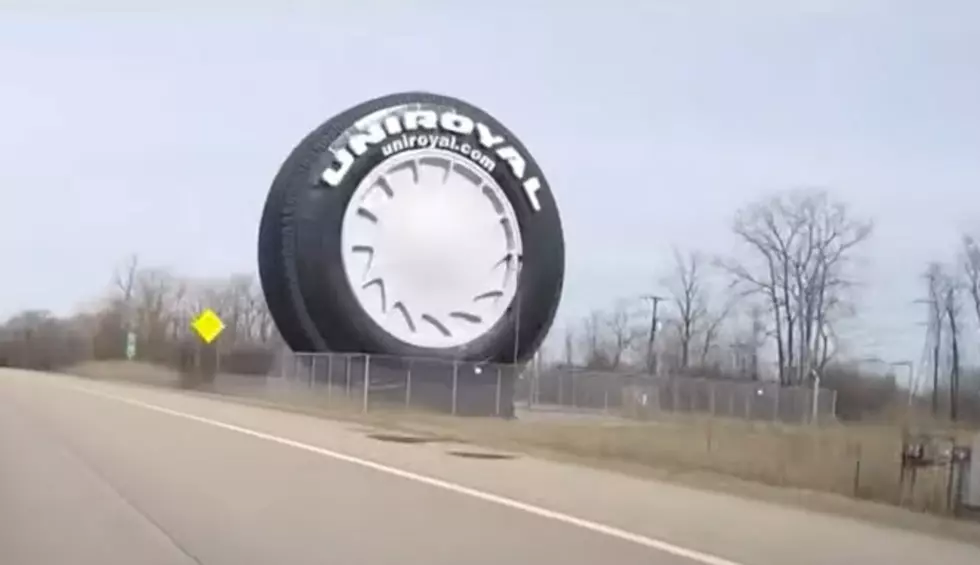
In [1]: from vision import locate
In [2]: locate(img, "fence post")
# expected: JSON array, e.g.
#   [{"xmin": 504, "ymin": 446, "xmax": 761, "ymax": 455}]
[
  {"xmin": 362, "ymin": 354, "xmax": 371, "ymax": 413},
  {"xmin": 405, "ymin": 361, "xmax": 412, "ymax": 409},
  {"xmin": 345, "ymin": 355, "xmax": 352, "ymax": 397},
  {"xmin": 526, "ymin": 365, "xmax": 533, "ymax": 409},
  {"xmin": 495, "ymin": 367, "xmax": 502, "ymax": 416},
  {"xmin": 773, "ymin": 386, "xmax": 781, "ymax": 423},
  {"xmin": 811, "ymin": 377, "xmax": 821, "ymax": 425},
  {"xmin": 279, "ymin": 349, "xmax": 286, "ymax": 379},
  {"xmin": 310, "ymin": 355, "xmax": 317, "ymax": 388},
  {"xmin": 672, "ymin": 379, "xmax": 679, "ymax": 414},
  {"xmin": 557, "ymin": 372, "xmax": 564, "ymax": 406},
  {"xmin": 744, "ymin": 390, "xmax": 752, "ymax": 420},
  {"xmin": 852, "ymin": 443, "xmax": 863, "ymax": 497},
  {"xmin": 451, "ymin": 360, "xmax": 459, "ymax": 415},
  {"xmin": 533, "ymin": 365, "xmax": 540, "ymax": 405},
  {"xmin": 571, "ymin": 372, "xmax": 577, "ymax": 408},
  {"xmin": 709, "ymin": 381, "xmax": 716, "ymax": 416},
  {"xmin": 326, "ymin": 354, "xmax": 333, "ymax": 401}
]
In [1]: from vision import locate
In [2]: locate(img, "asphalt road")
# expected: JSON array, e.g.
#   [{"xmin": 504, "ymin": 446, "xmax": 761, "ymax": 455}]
[{"xmin": 1, "ymin": 369, "xmax": 978, "ymax": 565}]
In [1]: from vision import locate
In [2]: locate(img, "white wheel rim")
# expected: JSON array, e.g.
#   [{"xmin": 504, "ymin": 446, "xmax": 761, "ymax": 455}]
[{"xmin": 340, "ymin": 149, "xmax": 523, "ymax": 349}]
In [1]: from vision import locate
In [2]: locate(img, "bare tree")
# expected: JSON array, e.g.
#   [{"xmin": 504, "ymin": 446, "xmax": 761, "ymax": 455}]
[
  {"xmin": 113, "ymin": 254, "xmax": 140, "ymax": 303},
  {"xmin": 247, "ymin": 284, "xmax": 275, "ymax": 343},
  {"xmin": 4, "ymin": 257, "xmax": 284, "ymax": 371},
  {"xmin": 167, "ymin": 273, "xmax": 276, "ymax": 348},
  {"xmin": 815, "ymin": 320, "xmax": 840, "ymax": 371},
  {"xmin": 580, "ymin": 310, "xmax": 608, "ymax": 369},
  {"xmin": 722, "ymin": 189, "xmax": 872, "ymax": 384},
  {"xmin": 3, "ymin": 310, "xmax": 54, "ymax": 338},
  {"xmin": 210, "ymin": 274, "xmax": 257, "ymax": 345},
  {"xmin": 132, "ymin": 267, "xmax": 183, "ymax": 356},
  {"xmin": 605, "ymin": 299, "xmax": 640, "ymax": 370},
  {"xmin": 924, "ymin": 263, "xmax": 948, "ymax": 416},
  {"xmin": 663, "ymin": 249, "xmax": 740, "ymax": 371},
  {"xmin": 725, "ymin": 303, "xmax": 768, "ymax": 380},
  {"xmin": 166, "ymin": 278, "xmax": 193, "ymax": 341},
  {"xmin": 664, "ymin": 249, "xmax": 706, "ymax": 370},
  {"xmin": 698, "ymin": 295, "xmax": 737, "ymax": 367},
  {"xmin": 111, "ymin": 254, "xmax": 141, "ymax": 349},
  {"xmin": 944, "ymin": 277, "xmax": 962, "ymax": 421},
  {"xmin": 963, "ymin": 235, "xmax": 980, "ymax": 331}
]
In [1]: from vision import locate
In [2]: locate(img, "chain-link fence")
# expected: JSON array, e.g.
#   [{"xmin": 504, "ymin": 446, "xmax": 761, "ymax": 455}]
[
  {"xmin": 515, "ymin": 369, "xmax": 838, "ymax": 424},
  {"xmin": 216, "ymin": 350, "xmax": 523, "ymax": 417},
  {"xmin": 180, "ymin": 347, "xmax": 838, "ymax": 424}
]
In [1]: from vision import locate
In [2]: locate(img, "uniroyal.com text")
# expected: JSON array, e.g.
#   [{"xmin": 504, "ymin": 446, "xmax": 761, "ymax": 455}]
[{"xmin": 381, "ymin": 133, "xmax": 496, "ymax": 173}]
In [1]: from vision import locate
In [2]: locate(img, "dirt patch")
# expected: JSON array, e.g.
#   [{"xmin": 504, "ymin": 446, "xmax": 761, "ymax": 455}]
[
  {"xmin": 447, "ymin": 450, "xmax": 516, "ymax": 460},
  {"xmin": 67, "ymin": 361, "xmax": 182, "ymax": 387},
  {"xmin": 368, "ymin": 433, "xmax": 447, "ymax": 445}
]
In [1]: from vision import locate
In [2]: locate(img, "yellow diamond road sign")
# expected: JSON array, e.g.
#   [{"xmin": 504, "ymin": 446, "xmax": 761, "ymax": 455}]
[{"xmin": 191, "ymin": 309, "xmax": 225, "ymax": 344}]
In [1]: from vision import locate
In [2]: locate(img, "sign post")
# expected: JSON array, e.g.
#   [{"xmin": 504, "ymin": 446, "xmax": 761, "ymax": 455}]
[{"xmin": 125, "ymin": 331, "xmax": 137, "ymax": 361}]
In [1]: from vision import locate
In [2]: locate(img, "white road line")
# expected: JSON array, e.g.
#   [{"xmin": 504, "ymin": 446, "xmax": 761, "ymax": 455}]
[{"xmin": 68, "ymin": 383, "xmax": 745, "ymax": 565}]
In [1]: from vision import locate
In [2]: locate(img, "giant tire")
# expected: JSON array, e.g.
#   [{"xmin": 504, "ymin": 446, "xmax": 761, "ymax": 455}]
[{"xmin": 258, "ymin": 92, "xmax": 564, "ymax": 363}]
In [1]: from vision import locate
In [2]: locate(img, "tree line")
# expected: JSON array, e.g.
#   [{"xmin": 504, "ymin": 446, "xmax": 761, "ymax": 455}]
[
  {"xmin": 563, "ymin": 187, "xmax": 980, "ymax": 422},
  {"xmin": 566, "ymin": 189, "xmax": 870, "ymax": 378},
  {"xmin": 919, "ymin": 235, "xmax": 980, "ymax": 421},
  {"xmin": 2, "ymin": 187, "xmax": 979, "ymax": 422},
  {"xmin": 0, "ymin": 255, "xmax": 280, "ymax": 371}
]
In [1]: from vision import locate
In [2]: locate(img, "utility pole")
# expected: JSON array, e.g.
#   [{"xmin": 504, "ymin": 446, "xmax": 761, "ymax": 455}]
[
  {"xmin": 642, "ymin": 295, "xmax": 665, "ymax": 375},
  {"xmin": 945, "ymin": 286, "xmax": 961, "ymax": 422},
  {"xmin": 915, "ymin": 296, "xmax": 942, "ymax": 417}
]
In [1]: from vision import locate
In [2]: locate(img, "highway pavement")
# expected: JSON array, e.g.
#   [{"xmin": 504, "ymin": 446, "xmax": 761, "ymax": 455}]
[{"xmin": 1, "ymin": 368, "xmax": 978, "ymax": 565}]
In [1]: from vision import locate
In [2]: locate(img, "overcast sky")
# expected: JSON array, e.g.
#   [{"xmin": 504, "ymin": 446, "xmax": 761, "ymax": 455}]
[{"xmin": 2, "ymin": 2, "xmax": 979, "ymax": 366}]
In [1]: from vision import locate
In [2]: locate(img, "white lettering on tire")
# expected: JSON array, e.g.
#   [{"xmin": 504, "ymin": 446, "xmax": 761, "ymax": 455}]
[
  {"xmin": 321, "ymin": 109, "xmax": 544, "ymax": 212},
  {"xmin": 440, "ymin": 113, "xmax": 475, "ymax": 135}
]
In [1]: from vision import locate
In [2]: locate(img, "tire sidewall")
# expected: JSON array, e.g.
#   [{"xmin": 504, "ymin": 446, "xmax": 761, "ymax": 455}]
[{"xmin": 281, "ymin": 92, "xmax": 564, "ymax": 362}]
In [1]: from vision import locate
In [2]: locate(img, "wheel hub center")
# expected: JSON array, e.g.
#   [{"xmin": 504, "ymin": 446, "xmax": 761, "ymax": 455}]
[
  {"xmin": 340, "ymin": 150, "xmax": 523, "ymax": 348},
  {"xmin": 378, "ymin": 172, "xmax": 492, "ymax": 302}
]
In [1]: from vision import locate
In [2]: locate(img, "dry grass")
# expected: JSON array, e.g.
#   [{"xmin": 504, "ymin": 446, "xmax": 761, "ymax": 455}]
[
  {"xmin": 70, "ymin": 360, "xmax": 183, "ymax": 387},
  {"xmin": 207, "ymin": 377, "xmax": 966, "ymax": 510},
  {"xmin": 63, "ymin": 361, "xmax": 980, "ymax": 542}
]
